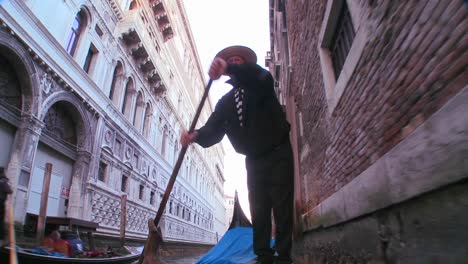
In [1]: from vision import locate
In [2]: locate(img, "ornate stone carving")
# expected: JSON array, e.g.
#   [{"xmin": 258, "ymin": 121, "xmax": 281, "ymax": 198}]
[
  {"xmin": 126, "ymin": 202, "xmax": 156, "ymax": 233},
  {"xmin": 164, "ymin": 217, "xmax": 215, "ymax": 244},
  {"xmin": 91, "ymin": 191, "xmax": 121, "ymax": 227},
  {"xmin": 43, "ymin": 103, "xmax": 77, "ymax": 146},
  {"xmin": 104, "ymin": 129, "xmax": 113, "ymax": 144},
  {"xmin": 40, "ymin": 72, "xmax": 54, "ymax": 94},
  {"xmin": 21, "ymin": 114, "xmax": 44, "ymax": 135},
  {"xmin": 125, "ymin": 147, "xmax": 132, "ymax": 159},
  {"xmin": 0, "ymin": 1, "xmax": 224, "ymax": 246},
  {"xmin": 142, "ymin": 160, "xmax": 147, "ymax": 175}
]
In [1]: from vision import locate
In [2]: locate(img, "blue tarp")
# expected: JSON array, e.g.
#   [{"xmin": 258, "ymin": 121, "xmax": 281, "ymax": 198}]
[
  {"xmin": 30, "ymin": 248, "xmax": 66, "ymax": 257},
  {"xmin": 196, "ymin": 227, "xmax": 256, "ymax": 264}
]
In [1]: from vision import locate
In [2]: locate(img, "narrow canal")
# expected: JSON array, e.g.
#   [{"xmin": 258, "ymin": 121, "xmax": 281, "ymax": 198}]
[{"xmin": 160, "ymin": 253, "xmax": 205, "ymax": 264}]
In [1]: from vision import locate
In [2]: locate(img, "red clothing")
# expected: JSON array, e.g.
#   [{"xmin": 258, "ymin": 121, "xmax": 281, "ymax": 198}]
[
  {"xmin": 54, "ymin": 239, "xmax": 72, "ymax": 257},
  {"xmin": 42, "ymin": 237, "xmax": 55, "ymax": 249}
]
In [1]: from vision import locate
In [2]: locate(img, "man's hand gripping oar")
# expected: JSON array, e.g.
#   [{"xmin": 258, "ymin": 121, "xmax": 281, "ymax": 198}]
[{"xmin": 138, "ymin": 79, "xmax": 213, "ymax": 264}]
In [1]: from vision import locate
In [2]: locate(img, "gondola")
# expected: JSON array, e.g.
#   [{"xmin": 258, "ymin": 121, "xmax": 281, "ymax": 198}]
[
  {"xmin": 0, "ymin": 246, "xmax": 141, "ymax": 264},
  {"xmin": 195, "ymin": 191, "xmax": 257, "ymax": 264}
]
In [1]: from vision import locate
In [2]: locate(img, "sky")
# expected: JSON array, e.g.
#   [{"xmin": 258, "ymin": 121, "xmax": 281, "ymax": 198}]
[{"xmin": 182, "ymin": 0, "xmax": 270, "ymax": 219}]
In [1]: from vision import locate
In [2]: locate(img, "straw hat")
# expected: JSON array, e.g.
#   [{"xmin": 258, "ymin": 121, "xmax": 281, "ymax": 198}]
[{"xmin": 215, "ymin": 45, "xmax": 257, "ymax": 64}]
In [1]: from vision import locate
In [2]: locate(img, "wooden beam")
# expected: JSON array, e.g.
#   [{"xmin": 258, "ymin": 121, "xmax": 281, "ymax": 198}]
[
  {"xmin": 120, "ymin": 194, "xmax": 127, "ymax": 247},
  {"xmin": 36, "ymin": 163, "xmax": 52, "ymax": 245}
]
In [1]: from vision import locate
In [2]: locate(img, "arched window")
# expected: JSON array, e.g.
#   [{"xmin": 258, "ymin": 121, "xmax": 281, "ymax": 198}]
[
  {"xmin": 133, "ymin": 91, "xmax": 144, "ymax": 129},
  {"xmin": 173, "ymin": 140, "xmax": 178, "ymax": 163},
  {"xmin": 66, "ymin": 10, "xmax": 87, "ymax": 56},
  {"xmin": 142, "ymin": 103, "xmax": 152, "ymax": 138},
  {"xmin": 121, "ymin": 78, "xmax": 135, "ymax": 119},
  {"xmin": 161, "ymin": 126, "xmax": 167, "ymax": 157},
  {"xmin": 129, "ymin": 0, "xmax": 139, "ymax": 10},
  {"xmin": 109, "ymin": 62, "xmax": 123, "ymax": 103}
]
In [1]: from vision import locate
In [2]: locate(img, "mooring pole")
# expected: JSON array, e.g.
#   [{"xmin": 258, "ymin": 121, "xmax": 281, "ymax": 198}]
[{"xmin": 36, "ymin": 163, "xmax": 53, "ymax": 245}]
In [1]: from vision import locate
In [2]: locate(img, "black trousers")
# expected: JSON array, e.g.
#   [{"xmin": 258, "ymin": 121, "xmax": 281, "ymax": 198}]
[{"xmin": 246, "ymin": 141, "xmax": 294, "ymax": 260}]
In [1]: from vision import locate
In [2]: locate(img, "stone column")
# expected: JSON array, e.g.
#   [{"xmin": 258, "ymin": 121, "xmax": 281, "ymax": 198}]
[
  {"xmin": 6, "ymin": 114, "xmax": 43, "ymax": 223},
  {"xmin": 82, "ymin": 115, "xmax": 104, "ymax": 221},
  {"xmin": 67, "ymin": 150, "xmax": 91, "ymax": 219}
]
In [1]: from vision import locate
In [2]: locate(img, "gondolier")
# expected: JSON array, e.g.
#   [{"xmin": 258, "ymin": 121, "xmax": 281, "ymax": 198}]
[
  {"xmin": 181, "ymin": 45, "xmax": 294, "ymax": 264},
  {"xmin": 0, "ymin": 167, "xmax": 12, "ymax": 247}
]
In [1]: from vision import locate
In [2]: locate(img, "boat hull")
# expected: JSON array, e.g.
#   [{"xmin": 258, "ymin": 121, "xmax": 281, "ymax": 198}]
[{"xmin": 0, "ymin": 247, "xmax": 140, "ymax": 264}]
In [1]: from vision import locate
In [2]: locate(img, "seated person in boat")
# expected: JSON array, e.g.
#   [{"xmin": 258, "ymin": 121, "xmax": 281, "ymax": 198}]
[{"xmin": 42, "ymin": 230, "xmax": 72, "ymax": 257}]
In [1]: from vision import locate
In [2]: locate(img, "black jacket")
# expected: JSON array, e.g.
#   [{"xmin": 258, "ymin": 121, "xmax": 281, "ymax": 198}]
[
  {"xmin": 0, "ymin": 176, "xmax": 12, "ymax": 202},
  {"xmin": 195, "ymin": 63, "xmax": 290, "ymax": 158}
]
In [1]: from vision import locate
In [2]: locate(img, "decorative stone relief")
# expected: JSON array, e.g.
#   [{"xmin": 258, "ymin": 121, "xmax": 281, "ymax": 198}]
[
  {"xmin": 91, "ymin": 191, "xmax": 121, "ymax": 227},
  {"xmin": 126, "ymin": 202, "xmax": 156, "ymax": 233},
  {"xmin": 164, "ymin": 217, "xmax": 215, "ymax": 244},
  {"xmin": 161, "ymin": 178, "xmax": 167, "ymax": 189},
  {"xmin": 104, "ymin": 129, "xmax": 113, "ymax": 144},
  {"xmin": 40, "ymin": 72, "xmax": 54, "ymax": 95},
  {"xmin": 89, "ymin": 171, "xmax": 216, "ymax": 242},
  {"xmin": 0, "ymin": 5, "xmax": 225, "ymax": 246},
  {"xmin": 142, "ymin": 160, "xmax": 147, "ymax": 175},
  {"xmin": 43, "ymin": 103, "xmax": 77, "ymax": 146},
  {"xmin": 114, "ymin": 137, "xmax": 122, "ymax": 157},
  {"xmin": 22, "ymin": 114, "xmax": 44, "ymax": 135},
  {"xmin": 125, "ymin": 147, "xmax": 132, "ymax": 160}
]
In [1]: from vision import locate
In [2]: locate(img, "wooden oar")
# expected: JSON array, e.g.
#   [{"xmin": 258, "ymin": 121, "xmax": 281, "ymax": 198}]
[
  {"xmin": 8, "ymin": 195, "xmax": 17, "ymax": 264},
  {"xmin": 139, "ymin": 79, "xmax": 213, "ymax": 264}
]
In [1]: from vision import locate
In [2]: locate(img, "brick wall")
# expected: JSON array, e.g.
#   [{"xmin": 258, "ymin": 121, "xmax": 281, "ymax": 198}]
[
  {"xmin": 287, "ymin": 0, "xmax": 467, "ymax": 212},
  {"xmin": 286, "ymin": 0, "xmax": 328, "ymax": 210}
]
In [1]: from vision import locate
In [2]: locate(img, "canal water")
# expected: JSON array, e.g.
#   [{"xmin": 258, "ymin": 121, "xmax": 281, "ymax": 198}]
[{"xmin": 160, "ymin": 254, "xmax": 204, "ymax": 264}]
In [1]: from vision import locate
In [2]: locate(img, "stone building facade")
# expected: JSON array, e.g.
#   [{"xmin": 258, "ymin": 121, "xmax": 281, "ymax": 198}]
[
  {"xmin": 269, "ymin": 0, "xmax": 467, "ymax": 263},
  {"xmin": 0, "ymin": 0, "xmax": 227, "ymax": 245}
]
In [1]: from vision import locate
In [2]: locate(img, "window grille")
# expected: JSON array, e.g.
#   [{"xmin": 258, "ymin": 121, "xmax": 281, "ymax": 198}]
[{"xmin": 330, "ymin": 1, "xmax": 355, "ymax": 78}]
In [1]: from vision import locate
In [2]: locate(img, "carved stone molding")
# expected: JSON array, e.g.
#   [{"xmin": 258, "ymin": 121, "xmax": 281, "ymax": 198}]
[
  {"xmin": 20, "ymin": 113, "xmax": 44, "ymax": 135},
  {"xmin": 76, "ymin": 150, "xmax": 92, "ymax": 165},
  {"xmin": 125, "ymin": 146, "xmax": 132, "ymax": 160},
  {"xmin": 164, "ymin": 217, "xmax": 215, "ymax": 244},
  {"xmin": 104, "ymin": 129, "xmax": 113, "ymax": 144},
  {"xmin": 39, "ymin": 72, "xmax": 54, "ymax": 95}
]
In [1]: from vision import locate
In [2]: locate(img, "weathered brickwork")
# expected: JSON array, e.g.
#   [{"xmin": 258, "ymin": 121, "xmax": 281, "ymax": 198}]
[
  {"xmin": 287, "ymin": 0, "xmax": 467, "ymax": 210},
  {"xmin": 286, "ymin": 0, "xmax": 329, "ymax": 210}
]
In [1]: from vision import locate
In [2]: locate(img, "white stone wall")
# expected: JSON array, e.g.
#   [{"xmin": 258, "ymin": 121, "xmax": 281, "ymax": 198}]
[{"xmin": 0, "ymin": 0, "xmax": 225, "ymax": 245}]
